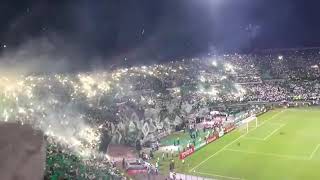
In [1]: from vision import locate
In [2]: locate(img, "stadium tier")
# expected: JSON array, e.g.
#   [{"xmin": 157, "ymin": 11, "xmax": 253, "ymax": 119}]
[{"xmin": 0, "ymin": 48, "xmax": 320, "ymax": 179}]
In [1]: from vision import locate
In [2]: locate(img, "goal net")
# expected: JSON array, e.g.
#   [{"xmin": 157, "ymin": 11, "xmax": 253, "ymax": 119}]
[{"xmin": 238, "ymin": 115, "xmax": 258, "ymax": 134}]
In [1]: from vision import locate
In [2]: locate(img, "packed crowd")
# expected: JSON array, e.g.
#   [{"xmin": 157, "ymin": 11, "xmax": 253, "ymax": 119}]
[
  {"xmin": 0, "ymin": 48, "xmax": 319, "ymax": 178},
  {"xmin": 45, "ymin": 141, "xmax": 124, "ymax": 179}
]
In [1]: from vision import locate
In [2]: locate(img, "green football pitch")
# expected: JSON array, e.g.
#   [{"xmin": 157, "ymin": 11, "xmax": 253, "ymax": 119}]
[{"xmin": 172, "ymin": 108, "xmax": 320, "ymax": 180}]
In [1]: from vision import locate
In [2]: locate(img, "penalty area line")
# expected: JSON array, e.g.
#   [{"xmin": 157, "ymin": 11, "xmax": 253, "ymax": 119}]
[
  {"xmin": 188, "ymin": 132, "xmax": 247, "ymax": 173},
  {"xmin": 188, "ymin": 110, "xmax": 286, "ymax": 173},
  {"xmin": 263, "ymin": 124, "xmax": 286, "ymax": 141},
  {"xmin": 309, "ymin": 144, "xmax": 320, "ymax": 160}
]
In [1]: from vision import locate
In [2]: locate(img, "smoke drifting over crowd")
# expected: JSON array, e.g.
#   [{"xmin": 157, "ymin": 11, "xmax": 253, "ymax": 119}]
[{"xmin": 2, "ymin": 0, "xmax": 319, "ymax": 68}]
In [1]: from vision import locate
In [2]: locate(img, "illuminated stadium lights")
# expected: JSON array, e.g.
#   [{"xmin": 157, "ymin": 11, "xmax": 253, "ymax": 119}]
[
  {"xmin": 18, "ymin": 107, "xmax": 26, "ymax": 114},
  {"xmin": 3, "ymin": 109, "xmax": 8, "ymax": 122},
  {"xmin": 199, "ymin": 75, "xmax": 206, "ymax": 82},
  {"xmin": 197, "ymin": 86, "xmax": 219, "ymax": 97},
  {"xmin": 198, "ymin": 87, "xmax": 205, "ymax": 93},
  {"xmin": 97, "ymin": 82, "xmax": 111, "ymax": 92},
  {"xmin": 208, "ymin": 87, "xmax": 218, "ymax": 96},
  {"xmin": 220, "ymin": 75, "xmax": 227, "ymax": 80},
  {"xmin": 212, "ymin": 60, "xmax": 218, "ymax": 67},
  {"xmin": 234, "ymin": 84, "xmax": 246, "ymax": 97},
  {"xmin": 224, "ymin": 63, "xmax": 235, "ymax": 72}
]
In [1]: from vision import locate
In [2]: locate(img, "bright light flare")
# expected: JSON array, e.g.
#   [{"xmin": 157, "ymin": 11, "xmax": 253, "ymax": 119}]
[
  {"xmin": 224, "ymin": 63, "xmax": 234, "ymax": 72},
  {"xmin": 212, "ymin": 60, "xmax": 217, "ymax": 67},
  {"xmin": 199, "ymin": 75, "xmax": 206, "ymax": 82}
]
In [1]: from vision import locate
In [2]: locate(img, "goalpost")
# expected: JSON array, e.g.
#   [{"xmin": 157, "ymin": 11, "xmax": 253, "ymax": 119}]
[{"xmin": 240, "ymin": 115, "xmax": 258, "ymax": 134}]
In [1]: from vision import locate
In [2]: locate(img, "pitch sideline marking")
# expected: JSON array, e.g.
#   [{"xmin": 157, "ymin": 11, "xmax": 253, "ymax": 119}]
[
  {"xmin": 225, "ymin": 148, "xmax": 307, "ymax": 160},
  {"xmin": 188, "ymin": 132, "xmax": 247, "ymax": 173},
  {"xmin": 194, "ymin": 171, "xmax": 244, "ymax": 180},
  {"xmin": 189, "ymin": 110, "xmax": 285, "ymax": 173},
  {"xmin": 309, "ymin": 144, "xmax": 320, "ymax": 160}
]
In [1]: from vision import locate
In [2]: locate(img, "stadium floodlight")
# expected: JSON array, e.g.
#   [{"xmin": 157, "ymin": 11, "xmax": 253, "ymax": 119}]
[
  {"xmin": 212, "ymin": 60, "xmax": 217, "ymax": 67},
  {"xmin": 224, "ymin": 63, "xmax": 234, "ymax": 72}
]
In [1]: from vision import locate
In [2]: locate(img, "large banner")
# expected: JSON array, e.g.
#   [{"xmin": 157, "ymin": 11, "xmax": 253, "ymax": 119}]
[
  {"xmin": 224, "ymin": 125, "xmax": 236, "ymax": 134},
  {"xmin": 179, "ymin": 146, "xmax": 195, "ymax": 160},
  {"xmin": 206, "ymin": 135, "xmax": 218, "ymax": 144}
]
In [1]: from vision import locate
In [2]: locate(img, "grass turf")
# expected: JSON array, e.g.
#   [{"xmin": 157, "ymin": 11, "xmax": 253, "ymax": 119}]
[{"xmin": 157, "ymin": 108, "xmax": 320, "ymax": 180}]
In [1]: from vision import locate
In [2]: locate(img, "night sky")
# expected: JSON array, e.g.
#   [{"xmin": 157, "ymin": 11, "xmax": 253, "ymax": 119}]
[{"xmin": 1, "ymin": 0, "xmax": 320, "ymax": 67}]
